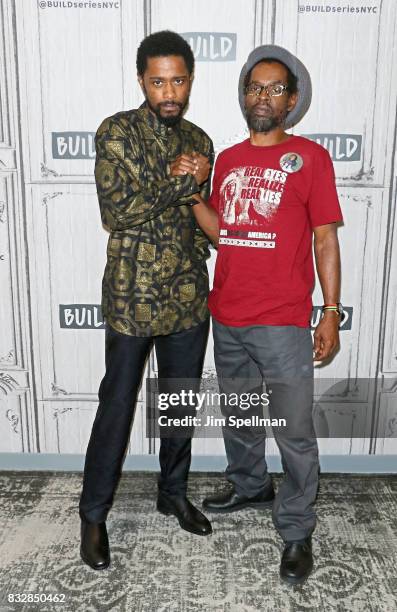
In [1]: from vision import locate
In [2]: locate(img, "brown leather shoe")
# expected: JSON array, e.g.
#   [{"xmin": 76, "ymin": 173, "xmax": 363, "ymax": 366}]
[{"xmin": 80, "ymin": 521, "xmax": 110, "ymax": 570}]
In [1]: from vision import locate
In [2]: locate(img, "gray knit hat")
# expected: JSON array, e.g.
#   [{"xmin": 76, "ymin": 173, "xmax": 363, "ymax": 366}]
[{"xmin": 238, "ymin": 44, "xmax": 312, "ymax": 129}]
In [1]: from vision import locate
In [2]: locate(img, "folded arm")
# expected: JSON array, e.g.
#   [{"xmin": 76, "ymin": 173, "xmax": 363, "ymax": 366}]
[
  {"xmin": 95, "ymin": 120, "xmax": 200, "ymax": 231},
  {"xmin": 191, "ymin": 194, "xmax": 219, "ymax": 247}
]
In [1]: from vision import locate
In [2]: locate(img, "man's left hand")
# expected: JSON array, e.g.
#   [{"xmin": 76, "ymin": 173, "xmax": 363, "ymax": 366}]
[
  {"xmin": 313, "ymin": 312, "xmax": 340, "ymax": 361},
  {"xmin": 191, "ymin": 152, "xmax": 210, "ymax": 185}
]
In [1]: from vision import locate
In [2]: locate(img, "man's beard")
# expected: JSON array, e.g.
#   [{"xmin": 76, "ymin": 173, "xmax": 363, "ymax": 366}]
[
  {"xmin": 246, "ymin": 104, "xmax": 288, "ymax": 133},
  {"xmin": 146, "ymin": 98, "xmax": 186, "ymax": 127}
]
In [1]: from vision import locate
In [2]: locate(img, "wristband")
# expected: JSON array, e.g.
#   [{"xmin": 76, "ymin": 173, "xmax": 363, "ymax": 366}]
[{"xmin": 321, "ymin": 303, "xmax": 343, "ymax": 317}]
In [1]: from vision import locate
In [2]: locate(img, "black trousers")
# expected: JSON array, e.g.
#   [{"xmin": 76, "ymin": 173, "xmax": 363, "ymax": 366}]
[{"xmin": 79, "ymin": 318, "xmax": 209, "ymax": 523}]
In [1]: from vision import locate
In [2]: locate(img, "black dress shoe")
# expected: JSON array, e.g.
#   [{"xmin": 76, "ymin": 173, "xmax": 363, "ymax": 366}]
[
  {"xmin": 157, "ymin": 494, "xmax": 212, "ymax": 536},
  {"xmin": 202, "ymin": 485, "xmax": 275, "ymax": 513},
  {"xmin": 80, "ymin": 521, "xmax": 110, "ymax": 570},
  {"xmin": 280, "ymin": 537, "xmax": 313, "ymax": 585}
]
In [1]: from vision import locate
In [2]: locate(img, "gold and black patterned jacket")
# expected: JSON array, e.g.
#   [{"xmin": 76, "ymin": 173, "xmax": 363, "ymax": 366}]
[{"xmin": 94, "ymin": 102, "xmax": 214, "ymax": 336}]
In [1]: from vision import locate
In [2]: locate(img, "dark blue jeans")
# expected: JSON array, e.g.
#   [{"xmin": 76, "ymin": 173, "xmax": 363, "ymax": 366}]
[{"xmin": 79, "ymin": 319, "xmax": 209, "ymax": 523}]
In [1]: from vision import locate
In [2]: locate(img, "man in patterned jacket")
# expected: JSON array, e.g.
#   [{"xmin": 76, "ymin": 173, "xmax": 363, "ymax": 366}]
[{"xmin": 79, "ymin": 30, "xmax": 214, "ymax": 570}]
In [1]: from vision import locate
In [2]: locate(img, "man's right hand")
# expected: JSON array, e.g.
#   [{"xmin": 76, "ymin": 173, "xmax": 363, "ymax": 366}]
[{"xmin": 170, "ymin": 153, "xmax": 210, "ymax": 185}]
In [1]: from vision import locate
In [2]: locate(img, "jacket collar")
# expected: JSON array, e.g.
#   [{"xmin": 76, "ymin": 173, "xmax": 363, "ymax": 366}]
[{"xmin": 138, "ymin": 101, "xmax": 181, "ymax": 138}]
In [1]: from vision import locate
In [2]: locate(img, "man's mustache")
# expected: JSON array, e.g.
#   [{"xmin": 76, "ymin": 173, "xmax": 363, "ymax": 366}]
[
  {"xmin": 252, "ymin": 103, "xmax": 272, "ymax": 112},
  {"xmin": 158, "ymin": 101, "xmax": 184, "ymax": 109}
]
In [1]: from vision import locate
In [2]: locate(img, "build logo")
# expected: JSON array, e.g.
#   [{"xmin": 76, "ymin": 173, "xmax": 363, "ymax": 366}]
[
  {"xmin": 60, "ymin": 304, "xmax": 353, "ymax": 331},
  {"xmin": 181, "ymin": 32, "xmax": 236, "ymax": 61}
]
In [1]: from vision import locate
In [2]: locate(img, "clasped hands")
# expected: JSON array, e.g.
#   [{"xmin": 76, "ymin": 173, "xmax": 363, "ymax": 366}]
[{"xmin": 170, "ymin": 152, "xmax": 210, "ymax": 185}]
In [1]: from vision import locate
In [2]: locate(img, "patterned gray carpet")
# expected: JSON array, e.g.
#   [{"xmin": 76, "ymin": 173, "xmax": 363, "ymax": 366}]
[{"xmin": 0, "ymin": 471, "xmax": 396, "ymax": 612}]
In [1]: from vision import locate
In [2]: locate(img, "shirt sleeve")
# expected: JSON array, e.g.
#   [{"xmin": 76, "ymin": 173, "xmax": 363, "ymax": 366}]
[
  {"xmin": 307, "ymin": 148, "xmax": 343, "ymax": 229},
  {"xmin": 192, "ymin": 136, "xmax": 215, "ymax": 260},
  {"xmin": 95, "ymin": 117, "xmax": 200, "ymax": 231}
]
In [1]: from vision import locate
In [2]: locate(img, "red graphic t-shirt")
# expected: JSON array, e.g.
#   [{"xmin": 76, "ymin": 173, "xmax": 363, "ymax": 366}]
[{"xmin": 208, "ymin": 136, "xmax": 343, "ymax": 328}]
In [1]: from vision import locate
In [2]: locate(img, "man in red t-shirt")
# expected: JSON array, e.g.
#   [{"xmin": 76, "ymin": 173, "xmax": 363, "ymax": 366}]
[{"xmin": 188, "ymin": 45, "xmax": 343, "ymax": 585}]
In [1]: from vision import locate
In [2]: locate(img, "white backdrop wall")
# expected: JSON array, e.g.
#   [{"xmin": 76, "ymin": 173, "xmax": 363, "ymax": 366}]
[{"xmin": 1, "ymin": 0, "xmax": 397, "ymax": 462}]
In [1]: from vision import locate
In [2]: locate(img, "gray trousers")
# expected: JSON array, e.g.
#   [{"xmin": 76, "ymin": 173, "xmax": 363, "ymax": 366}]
[{"xmin": 213, "ymin": 319, "xmax": 319, "ymax": 542}]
